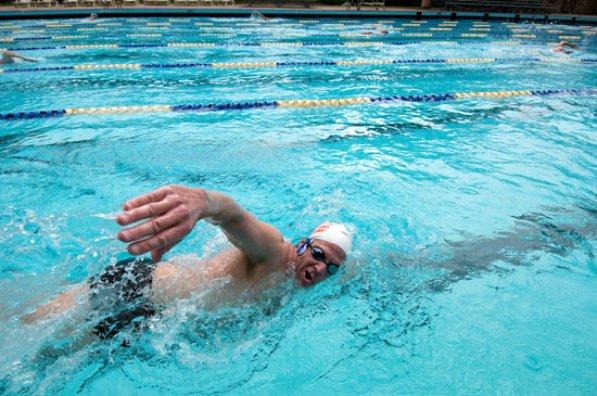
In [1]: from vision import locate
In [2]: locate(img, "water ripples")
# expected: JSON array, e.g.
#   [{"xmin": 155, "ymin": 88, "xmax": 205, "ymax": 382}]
[{"xmin": 0, "ymin": 16, "xmax": 596, "ymax": 394}]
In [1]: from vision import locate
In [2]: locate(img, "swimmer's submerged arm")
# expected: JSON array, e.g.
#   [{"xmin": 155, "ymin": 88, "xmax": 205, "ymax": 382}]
[
  {"xmin": 16, "ymin": 54, "xmax": 37, "ymax": 62},
  {"xmin": 21, "ymin": 283, "xmax": 89, "ymax": 324},
  {"xmin": 5, "ymin": 51, "xmax": 38, "ymax": 62}
]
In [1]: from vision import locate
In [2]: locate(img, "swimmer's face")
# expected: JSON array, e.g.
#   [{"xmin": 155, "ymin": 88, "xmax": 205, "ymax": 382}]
[{"xmin": 294, "ymin": 239, "xmax": 346, "ymax": 287}]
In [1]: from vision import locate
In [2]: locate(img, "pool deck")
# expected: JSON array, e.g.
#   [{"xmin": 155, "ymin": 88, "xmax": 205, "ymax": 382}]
[{"xmin": 0, "ymin": 4, "xmax": 596, "ymax": 24}]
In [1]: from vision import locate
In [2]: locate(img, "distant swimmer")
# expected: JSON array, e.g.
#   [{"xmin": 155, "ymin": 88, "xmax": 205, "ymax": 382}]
[
  {"xmin": 362, "ymin": 23, "xmax": 389, "ymax": 36},
  {"xmin": 84, "ymin": 13, "xmax": 97, "ymax": 22},
  {"xmin": 0, "ymin": 50, "xmax": 38, "ymax": 65},
  {"xmin": 554, "ymin": 40, "xmax": 578, "ymax": 54},
  {"xmin": 250, "ymin": 11, "xmax": 269, "ymax": 21},
  {"xmin": 22, "ymin": 185, "xmax": 353, "ymax": 339}
]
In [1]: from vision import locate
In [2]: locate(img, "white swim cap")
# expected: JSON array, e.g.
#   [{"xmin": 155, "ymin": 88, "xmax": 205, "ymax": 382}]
[{"xmin": 309, "ymin": 221, "xmax": 353, "ymax": 255}]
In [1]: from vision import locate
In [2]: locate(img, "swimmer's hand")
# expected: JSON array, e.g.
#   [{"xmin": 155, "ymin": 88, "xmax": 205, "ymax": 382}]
[
  {"xmin": 117, "ymin": 184, "xmax": 288, "ymax": 266},
  {"xmin": 116, "ymin": 185, "xmax": 210, "ymax": 262}
]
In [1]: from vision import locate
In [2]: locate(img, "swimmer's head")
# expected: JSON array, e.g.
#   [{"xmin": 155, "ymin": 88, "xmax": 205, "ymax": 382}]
[
  {"xmin": 293, "ymin": 222, "xmax": 353, "ymax": 287},
  {"xmin": 310, "ymin": 222, "xmax": 352, "ymax": 254},
  {"xmin": 555, "ymin": 40, "xmax": 577, "ymax": 53}
]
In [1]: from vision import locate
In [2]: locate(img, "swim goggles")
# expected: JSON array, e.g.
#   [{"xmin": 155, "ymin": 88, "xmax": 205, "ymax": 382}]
[{"xmin": 295, "ymin": 237, "xmax": 340, "ymax": 275}]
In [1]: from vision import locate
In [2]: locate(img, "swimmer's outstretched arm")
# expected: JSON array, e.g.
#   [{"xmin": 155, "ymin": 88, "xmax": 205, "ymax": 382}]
[
  {"xmin": 22, "ymin": 186, "xmax": 288, "ymax": 323},
  {"xmin": 20, "ymin": 283, "xmax": 89, "ymax": 324},
  {"xmin": 117, "ymin": 185, "xmax": 290, "ymax": 266},
  {"xmin": 5, "ymin": 51, "xmax": 38, "ymax": 63}
]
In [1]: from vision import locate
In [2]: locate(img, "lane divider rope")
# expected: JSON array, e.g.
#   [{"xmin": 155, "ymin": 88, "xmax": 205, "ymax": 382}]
[
  {"xmin": 3, "ymin": 37, "xmax": 582, "ymax": 53},
  {"xmin": 1, "ymin": 30, "xmax": 591, "ymax": 46},
  {"xmin": 3, "ymin": 30, "xmax": 587, "ymax": 43},
  {"xmin": 1, "ymin": 57, "xmax": 593, "ymax": 75},
  {"xmin": 0, "ymin": 88, "xmax": 593, "ymax": 121},
  {"xmin": 3, "ymin": 20, "xmax": 593, "ymax": 34}
]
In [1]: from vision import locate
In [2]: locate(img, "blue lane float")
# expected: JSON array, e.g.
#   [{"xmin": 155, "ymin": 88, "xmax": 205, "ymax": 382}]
[
  {"xmin": 0, "ymin": 88, "xmax": 594, "ymax": 122},
  {"xmin": 0, "ymin": 109, "xmax": 66, "ymax": 120}
]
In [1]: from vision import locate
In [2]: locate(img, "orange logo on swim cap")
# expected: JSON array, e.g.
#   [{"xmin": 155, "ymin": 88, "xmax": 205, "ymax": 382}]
[{"xmin": 312, "ymin": 223, "xmax": 331, "ymax": 234}]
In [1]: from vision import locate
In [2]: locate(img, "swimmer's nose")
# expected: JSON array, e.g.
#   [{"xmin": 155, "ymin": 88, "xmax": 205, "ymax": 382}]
[{"xmin": 308, "ymin": 263, "xmax": 327, "ymax": 283}]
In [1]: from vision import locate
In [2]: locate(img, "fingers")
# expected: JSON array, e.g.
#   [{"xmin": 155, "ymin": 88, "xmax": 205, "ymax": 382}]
[
  {"xmin": 126, "ymin": 222, "xmax": 192, "ymax": 256},
  {"xmin": 151, "ymin": 242, "xmax": 175, "ymax": 263},
  {"xmin": 151, "ymin": 249, "xmax": 163, "ymax": 263},
  {"xmin": 118, "ymin": 205, "xmax": 190, "ymax": 243},
  {"xmin": 117, "ymin": 185, "xmax": 203, "ymax": 258},
  {"xmin": 121, "ymin": 186, "xmax": 174, "ymax": 212},
  {"xmin": 117, "ymin": 193, "xmax": 182, "ymax": 226}
]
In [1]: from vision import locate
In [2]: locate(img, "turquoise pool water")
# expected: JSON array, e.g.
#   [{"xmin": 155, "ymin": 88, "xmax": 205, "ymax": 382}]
[{"xmin": 0, "ymin": 16, "xmax": 596, "ymax": 394}]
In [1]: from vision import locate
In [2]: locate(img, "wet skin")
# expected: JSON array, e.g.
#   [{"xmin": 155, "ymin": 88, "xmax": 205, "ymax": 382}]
[{"xmin": 293, "ymin": 239, "xmax": 346, "ymax": 287}]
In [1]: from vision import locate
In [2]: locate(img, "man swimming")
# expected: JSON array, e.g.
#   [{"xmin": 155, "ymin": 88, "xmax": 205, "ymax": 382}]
[
  {"xmin": 83, "ymin": 13, "xmax": 98, "ymax": 23},
  {"xmin": 250, "ymin": 11, "xmax": 269, "ymax": 22},
  {"xmin": 361, "ymin": 23, "xmax": 389, "ymax": 36},
  {"xmin": 554, "ymin": 40, "xmax": 578, "ymax": 54},
  {"xmin": 0, "ymin": 50, "xmax": 38, "ymax": 65},
  {"xmin": 22, "ymin": 184, "xmax": 353, "ymax": 338}
]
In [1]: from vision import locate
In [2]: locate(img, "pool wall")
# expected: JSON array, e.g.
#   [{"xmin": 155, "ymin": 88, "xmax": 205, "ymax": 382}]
[{"xmin": 0, "ymin": 8, "xmax": 596, "ymax": 25}]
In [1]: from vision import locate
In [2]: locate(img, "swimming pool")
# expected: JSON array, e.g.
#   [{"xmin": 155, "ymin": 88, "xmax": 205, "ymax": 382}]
[{"xmin": 0, "ymin": 15, "xmax": 596, "ymax": 394}]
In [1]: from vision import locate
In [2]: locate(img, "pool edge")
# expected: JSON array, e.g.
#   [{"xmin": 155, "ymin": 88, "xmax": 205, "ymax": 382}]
[{"xmin": 0, "ymin": 7, "xmax": 596, "ymax": 25}]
